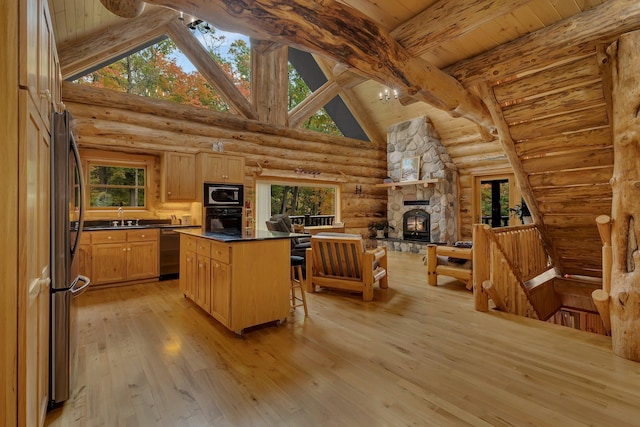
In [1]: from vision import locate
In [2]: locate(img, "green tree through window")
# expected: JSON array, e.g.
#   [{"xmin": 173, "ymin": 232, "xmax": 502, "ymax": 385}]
[{"xmin": 89, "ymin": 164, "xmax": 146, "ymax": 208}]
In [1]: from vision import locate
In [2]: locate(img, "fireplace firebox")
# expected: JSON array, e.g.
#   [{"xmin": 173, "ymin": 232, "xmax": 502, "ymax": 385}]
[{"xmin": 403, "ymin": 209, "xmax": 430, "ymax": 241}]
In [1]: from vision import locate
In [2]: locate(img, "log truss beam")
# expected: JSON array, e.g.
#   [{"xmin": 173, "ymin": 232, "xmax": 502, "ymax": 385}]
[
  {"xmin": 165, "ymin": 20, "xmax": 258, "ymax": 120},
  {"xmin": 477, "ymin": 81, "xmax": 562, "ymax": 275},
  {"xmin": 448, "ymin": 0, "xmax": 640, "ymax": 85},
  {"xmin": 142, "ymin": 0, "xmax": 496, "ymax": 132},
  {"xmin": 59, "ymin": 7, "xmax": 177, "ymax": 80}
]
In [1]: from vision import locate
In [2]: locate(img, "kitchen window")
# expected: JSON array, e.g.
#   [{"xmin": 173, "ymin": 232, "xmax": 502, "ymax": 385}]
[{"xmin": 88, "ymin": 162, "xmax": 146, "ymax": 208}]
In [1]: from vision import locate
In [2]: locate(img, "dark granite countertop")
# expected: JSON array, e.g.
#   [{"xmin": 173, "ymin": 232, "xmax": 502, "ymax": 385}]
[
  {"xmin": 82, "ymin": 219, "xmax": 201, "ymax": 231},
  {"xmin": 176, "ymin": 228, "xmax": 307, "ymax": 243}
]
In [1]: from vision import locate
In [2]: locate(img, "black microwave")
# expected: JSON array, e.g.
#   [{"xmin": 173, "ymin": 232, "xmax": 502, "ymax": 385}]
[{"xmin": 204, "ymin": 183, "xmax": 244, "ymax": 207}]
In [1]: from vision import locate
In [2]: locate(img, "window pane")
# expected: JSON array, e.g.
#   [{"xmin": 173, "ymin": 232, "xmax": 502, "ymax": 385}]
[
  {"xmin": 90, "ymin": 187, "xmax": 145, "ymax": 207},
  {"xmin": 270, "ymin": 185, "xmax": 335, "ymax": 216},
  {"xmin": 90, "ymin": 165, "xmax": 145, "ymax": 186}
]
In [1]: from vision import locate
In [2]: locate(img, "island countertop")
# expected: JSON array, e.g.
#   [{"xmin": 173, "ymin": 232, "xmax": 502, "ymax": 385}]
[{"xmin": 176, "ymin": 228, "xmax": 307, "ymax": 243}]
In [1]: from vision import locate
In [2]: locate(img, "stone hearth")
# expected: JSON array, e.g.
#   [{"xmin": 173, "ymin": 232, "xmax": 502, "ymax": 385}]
[{"xmin": 382, "ymin": 116, "xmax": 458, "ymax": 253}]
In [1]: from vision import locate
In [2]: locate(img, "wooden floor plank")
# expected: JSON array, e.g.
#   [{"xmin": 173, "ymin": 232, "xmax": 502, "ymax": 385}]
[{"xmin": 45, "ymin": 252, "xmax": 640, "ymax": 426}]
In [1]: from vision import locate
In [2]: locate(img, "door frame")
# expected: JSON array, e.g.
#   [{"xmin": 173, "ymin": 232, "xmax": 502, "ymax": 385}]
[{"xmin": 472, "ymin": 173, "xmax": 522, "ymax": 228}]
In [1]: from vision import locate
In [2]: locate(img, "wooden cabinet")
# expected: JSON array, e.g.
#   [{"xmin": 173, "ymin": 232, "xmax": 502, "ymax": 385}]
[
  {"xmin": 162, "ymin": 152, "xmax": 197, "ymax": 201},
  {"xmin": 77, "ymin": 233, "xmax": 92, "ymax": 278},
  {"xmin": 179, "ymin": 233, "xmax": 290, "ymax": 334},
  {"xmin": 89, "ymin": 229, "xmax": 159, "ymax": 286},
  {"xmin": 197, "ymin": 152, "xmax": 245, "ymax": 184}
]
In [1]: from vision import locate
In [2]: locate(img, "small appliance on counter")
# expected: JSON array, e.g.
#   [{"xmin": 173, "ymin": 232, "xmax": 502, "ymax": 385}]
[{"xmin": 181, "ymin": 215, "xmax": 192, "ymax": 226}]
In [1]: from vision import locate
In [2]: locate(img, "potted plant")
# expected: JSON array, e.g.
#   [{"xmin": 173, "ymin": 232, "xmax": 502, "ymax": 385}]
[{"xmin": 510, "ymin": 200, "xmax": 532, "ymax": 224}]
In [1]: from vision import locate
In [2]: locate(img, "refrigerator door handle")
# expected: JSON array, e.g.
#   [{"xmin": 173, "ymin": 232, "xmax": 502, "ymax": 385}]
[{"xmin": 69, "ymin": 275, "xmax": 91, "ymax": 296}]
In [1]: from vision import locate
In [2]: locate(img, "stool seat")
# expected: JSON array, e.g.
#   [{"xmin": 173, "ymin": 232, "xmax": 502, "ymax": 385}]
[
  {"xmin": 290, "ymin": 256, "xmax": 308, "ymax": 316},
  {"xmin": 291, "ymin": 256, "xmax": 305, "ymax": 266}
]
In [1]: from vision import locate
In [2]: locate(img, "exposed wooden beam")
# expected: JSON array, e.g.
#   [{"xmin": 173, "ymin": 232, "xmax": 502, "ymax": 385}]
[
  {"xmin": 250, "ymin": 39, "xmax": 289, "ymax": 125},
  {"xmin": 448, "ymin": 0, "xmax": 640, "ymax": 84},
  {"xmin": 59, "ymin": 7, "xmax": 177, "ymax": 80},
  {"xmin": 288, "ymin": 80, "xmax": 341, "ymax": 128},
  {"xmin": 99, "ymin": 0, "xmax": 145, "ymax": 18},
  {"xmin": 62, "ymin": 81, "xmax": 379, "ymax": 151},
  {"xmin": 165, "ymin": 19, "xmax": 258, "ymax": 120},
  {"xmin": 143, "ymin": 0, "xmax": 495, "ymax": 132},
  {"xmin": 390, "ymin": 0, "xmax": 531, "ymax": 58},
  {"xmin": 477, "ymin": 81, "xmax": 563, "ymax": 275}
]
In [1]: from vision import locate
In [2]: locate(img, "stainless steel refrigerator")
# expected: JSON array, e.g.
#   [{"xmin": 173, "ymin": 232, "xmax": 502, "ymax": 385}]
[{"xmin": 50, "ymin": 110, "xmax": 90, "ymax": 406}]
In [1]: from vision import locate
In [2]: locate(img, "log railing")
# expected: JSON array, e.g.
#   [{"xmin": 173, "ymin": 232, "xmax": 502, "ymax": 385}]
[
  {"xmin": 289, "ymin": 215, "xmax": 335, "ymax": 226},
  {"xmin": 473, "ymin": 224, "xmax": 556, "ymax": 319}
]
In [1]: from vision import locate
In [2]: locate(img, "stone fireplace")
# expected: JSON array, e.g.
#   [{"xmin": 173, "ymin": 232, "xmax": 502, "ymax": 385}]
[{"xmin": 382, "ymin": 116, "xmax": 458, "ymax": 253}]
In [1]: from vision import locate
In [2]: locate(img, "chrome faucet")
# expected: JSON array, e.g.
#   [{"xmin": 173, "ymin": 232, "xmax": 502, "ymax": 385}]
[{"xmin": 117, "ymin": 207, "xmax": 124, "ymax": 226}]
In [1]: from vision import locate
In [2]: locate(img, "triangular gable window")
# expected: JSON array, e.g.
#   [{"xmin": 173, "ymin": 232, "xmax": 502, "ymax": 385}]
[{"xmin": 288, "ymin": 64, "xmax": 342, "ymax": 136}]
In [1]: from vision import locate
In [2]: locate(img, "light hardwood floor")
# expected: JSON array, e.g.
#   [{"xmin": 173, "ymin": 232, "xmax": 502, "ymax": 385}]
[{"xmin": 45, "ymin": 252, "xmax": 640, "ymax": 426}]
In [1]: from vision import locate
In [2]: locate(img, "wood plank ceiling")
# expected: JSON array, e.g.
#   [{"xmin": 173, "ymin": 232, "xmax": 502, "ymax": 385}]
[{"xmin": 49, "ymin": 0, "xmax": 631, "ymax": 278}]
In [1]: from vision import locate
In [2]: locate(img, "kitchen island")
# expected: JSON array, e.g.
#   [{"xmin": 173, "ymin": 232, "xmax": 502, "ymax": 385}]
[{"xmin": 178, "ymin": 229, "xmax": 301, "ymax": 335}]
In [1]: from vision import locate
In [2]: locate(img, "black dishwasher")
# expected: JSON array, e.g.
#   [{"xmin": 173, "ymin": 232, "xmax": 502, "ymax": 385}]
[{"xmin": 159, "ymin": 228, "xmax": 181, "ymax": 280}]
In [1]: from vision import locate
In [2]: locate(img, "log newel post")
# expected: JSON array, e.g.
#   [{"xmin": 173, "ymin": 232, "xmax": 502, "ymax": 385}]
[
  {"xmin": 473, "ymin": 224, "xmax": 490, "ymax": 312},
  {"xmin": 427, "ymin": 244, "xmax": 437, "ymax": 286},
  {"xmin": 594, "ymin": 215, "xmax": 613, "ymax": 335},
  {"xmin": 608, "ymin": 31, "xmax": 640, "ymax": 361}
]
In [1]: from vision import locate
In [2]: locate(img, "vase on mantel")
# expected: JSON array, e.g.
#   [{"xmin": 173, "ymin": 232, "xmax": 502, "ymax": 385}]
[{"xmin": 376, "ymin": 229, "xmax": 385, "ymax": 238}]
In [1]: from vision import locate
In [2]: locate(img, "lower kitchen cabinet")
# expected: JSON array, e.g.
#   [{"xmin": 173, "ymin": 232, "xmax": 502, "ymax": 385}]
[
  {"xmin": 88, "ymin": 229, "xmax": 159, "ymax": 286},
  {"xmin": 179, "ymin": 233, "xmax": 290, "ymax": 334}
]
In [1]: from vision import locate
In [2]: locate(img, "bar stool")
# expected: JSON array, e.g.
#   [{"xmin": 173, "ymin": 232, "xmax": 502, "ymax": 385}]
[{"xmin": 290, "ymin": 256, "xmax": 308, "ymax": 315}]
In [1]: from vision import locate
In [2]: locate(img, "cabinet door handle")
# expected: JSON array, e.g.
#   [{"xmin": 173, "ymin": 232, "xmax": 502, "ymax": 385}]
[
  {"xmin": 108, "ymin": 236, "xmax": 112, "ymax": 240},
  {"xmin": 122, "ymin": 248, "xmax": 127, "ymax": 251}
]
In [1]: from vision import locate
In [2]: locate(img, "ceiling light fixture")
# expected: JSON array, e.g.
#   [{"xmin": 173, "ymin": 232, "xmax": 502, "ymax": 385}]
[{"xmin": 379, "ymin": 88, "xmax": 398, "ymax": 103}]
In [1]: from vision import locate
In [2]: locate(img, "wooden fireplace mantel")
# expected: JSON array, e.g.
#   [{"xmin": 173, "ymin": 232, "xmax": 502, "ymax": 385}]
[{"xmin": 375, "ymin": 178, "xmax": 442, "ymax": 190}]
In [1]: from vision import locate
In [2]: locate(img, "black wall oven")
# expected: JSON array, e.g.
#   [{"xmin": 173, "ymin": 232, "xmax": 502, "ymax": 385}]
[
  {"xmin": 204, "ymin": 207, "xmax": 243, "ymax": 235},
  {"xmin": 204, "ymin": 183, "xmax": 243, "ymax": 207}
]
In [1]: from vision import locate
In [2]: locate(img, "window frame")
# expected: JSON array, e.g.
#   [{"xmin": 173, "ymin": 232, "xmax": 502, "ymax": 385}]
[
  {"xmin": 255, "ymin": 178, "xmax": 341, "ymax": 231},
  {"xmin": 81, "ymin": 150, "xmax": 156, "ymax": 213}
]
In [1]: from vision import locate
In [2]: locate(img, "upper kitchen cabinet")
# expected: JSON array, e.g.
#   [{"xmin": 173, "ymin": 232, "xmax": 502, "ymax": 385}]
[
  {"xmin": 197, "ymin": 153, "xmax": 245, "ymax": 185},
  {"xmin": 162, "ymin": 152, "xmax": 197, "ymax": 201},
  {"xmin": 19, "ymin": 0, "xmax": 60, "ymax": 130}
]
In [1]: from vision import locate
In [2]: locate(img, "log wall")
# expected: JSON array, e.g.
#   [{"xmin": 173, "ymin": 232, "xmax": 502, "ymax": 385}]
[{"xmin": 63, "ymin": 82, "xmax": 388, "ymax": 234}]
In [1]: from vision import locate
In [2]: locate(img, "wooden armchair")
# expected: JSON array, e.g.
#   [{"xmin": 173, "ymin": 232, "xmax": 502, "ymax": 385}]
[{"xmin": 305, "ymin": 233, "xmax": 388, "ymax": 301}]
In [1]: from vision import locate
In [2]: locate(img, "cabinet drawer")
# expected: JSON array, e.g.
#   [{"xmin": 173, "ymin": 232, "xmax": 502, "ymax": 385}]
[
  {"xmin": 91, "ymin": 230, "xmax": 127, "ymax": 244},
  {"xmin": 182, "ymin": 235, "xmax": 197, "ymax": 252},
  {"xmin": 196, "ymin": 239, "xmax": 212, "ymax": 257},
  {"xmin": 211, "ymin": 242, "xmax": 230, "ymax": 264},
  {"xmin": 127, "ymin": 228, "xmax": 158, "ymax": 242}
]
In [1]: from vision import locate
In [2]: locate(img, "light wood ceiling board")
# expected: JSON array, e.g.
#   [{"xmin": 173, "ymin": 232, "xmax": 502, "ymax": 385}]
[
  {"xmin": 493, "ymin": 56, "xmax": 601, "ymax": 106},
  {"xmin": 509, "ymin": 107, "xmax": 609, "ymax": 142},
  {"xmin": 528, "ymin": 166, "xmax": 613, "ymax": 188},
  {"xmin": 448, "ymin": 0, "xmax": 640, "ymax": 84},
  {"xmin": 502, "ymin": 82, "xmax": 606, "ymax": 126},
  {"xmin": 337, "ymin": 0, "xmax": 419, "ymax": 31},
  {"xmin": 547, "ymin": 0, "xmax": 586, "ymax": 17},
  {"xmin": 390, "ymin": 0, "xmax": 532, "ymax": 59},
  {"xmin": 523, "ymin": 147, "xmax": 613, "ymax": 174},
  {"xmin": 512, "ymin": 3, "xmax": 555, "ymax": 28},
  {"xmin": 515, "ymin": 127, "xmax": 611, "ymax": 158}
]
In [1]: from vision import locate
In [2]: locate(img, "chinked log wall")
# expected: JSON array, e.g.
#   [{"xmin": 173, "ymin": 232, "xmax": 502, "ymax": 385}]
[{"xmin": 62, "ymin": 82, "xmax": 388, "ymax": 234}]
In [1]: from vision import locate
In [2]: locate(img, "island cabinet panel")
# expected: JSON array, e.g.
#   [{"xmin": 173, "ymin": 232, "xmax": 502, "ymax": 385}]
[
  {"xmin": 179, "ymin": 233, "xmax": 290, "ymax": 334},
  {"xmin": 88, "ymin": 229, "xmax": 159, "ymax": 286}
]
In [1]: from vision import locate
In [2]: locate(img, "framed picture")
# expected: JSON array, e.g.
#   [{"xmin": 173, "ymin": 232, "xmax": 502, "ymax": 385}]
[{"xmin": 401, "ymin": 156, "xmax": 420, "ymax": 182}]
